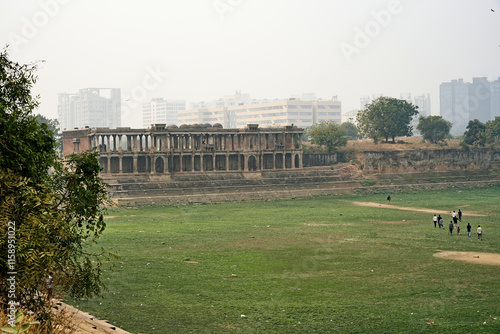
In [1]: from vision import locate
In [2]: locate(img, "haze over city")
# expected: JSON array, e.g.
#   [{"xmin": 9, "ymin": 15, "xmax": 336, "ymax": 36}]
[{"xmin": 1, "ymin": 0, "xmax": 499, "ymax": 127}]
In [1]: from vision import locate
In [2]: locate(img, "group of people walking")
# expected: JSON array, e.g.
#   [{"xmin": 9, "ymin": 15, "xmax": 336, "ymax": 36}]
[{"xmin": 432, "ymin": 209, "xmax": 483, "ymax": 240}]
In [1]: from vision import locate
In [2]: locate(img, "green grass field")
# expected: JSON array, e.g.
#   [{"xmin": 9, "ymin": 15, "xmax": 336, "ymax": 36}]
[{"xmin": 68, "ymin": 187, "xmax": 500, "ymax": 333}]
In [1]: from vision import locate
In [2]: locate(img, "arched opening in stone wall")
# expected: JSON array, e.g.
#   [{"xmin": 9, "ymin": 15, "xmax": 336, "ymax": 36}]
[
  {"xmin": 229, "ymin": 154, "xmax": 239, "ymax": 170},
  {"xmin": 194, "ymin": 155, "xmax": 201, "ymax": 171},
  {"xmin": 110, "ymin": 157, "xmax": 119, "ymax": 173},
  {"xmin": 275, "ymin": 153, "xmax": 283, "ymax": 169},
  {"xmin": 263, "ymin": 154, "xmax": 273, "ymax": 169},
  {"xmin": 216, "ymin": 155, "xmax": 226, "ymax": 171},
  {"xmin": 294, "ymin": 154, "xmax": 300, "ymax": 168},
  {"xmin": 182, "ymin": 155, "xmax": 192, "ymax": 172},
  {"xmin": 285, "ymin": 153, "xmax": 292, "ymax": 169},
  {"xmin": 99, "ymin": 157, "xmax": 108, "ymax": 173},
  {"xmin": 248, "ymin": 156, "xmax": 257, "ymax": 171},
  {"xmin": 137, "ymin": 156, "xmax": 147, "ymax": 173},
  {"xmin": 122, "ymin": 157, "xmax": 133, "ymax": 173},
  {"xmin": 203, "ymin": 155, "xmax": 213, "ymax": 171},
  {"xmin": 173, "ymin": 156, "xmax": 181, "ymax": 172},
  {"xmin": 155, "ymin": 157, "xmax": 164, "ymax": 174}
]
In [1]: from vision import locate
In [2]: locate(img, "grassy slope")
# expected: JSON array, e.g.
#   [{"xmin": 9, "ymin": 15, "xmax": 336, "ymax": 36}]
[{"xmin": 69, "ymin": 186, "xmax": 500, "ymax": 333}]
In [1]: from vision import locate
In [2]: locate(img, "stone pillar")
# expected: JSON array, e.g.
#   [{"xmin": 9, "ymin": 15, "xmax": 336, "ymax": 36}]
[
  {"xmin": 133, "ymin": 156, "xmax": 138, "ymax": 174},
  {"xmin": 243, "ymin": 155, "xmax": 249, "ymax": 172},
  {"xmin": 151, "ymin": 156, "xmax": 156, "ymax": 174},
  {"xmin": 119, "ymin": 156, "xmax": 123, "ymax": 173},
  {"xmin": 282, "ymin": 154, "xmax": 286, "ymax": 169},
  {"xmin": 200, "ymin": 153, "xmax": 204, "ymax": 172},
  {"xmin": 118, "ymin": 135, "xmax": 123, "ymax": 152}
]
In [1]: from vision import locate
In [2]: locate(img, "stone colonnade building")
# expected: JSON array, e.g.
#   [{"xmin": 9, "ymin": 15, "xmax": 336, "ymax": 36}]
[{"xmin": 62, "ymin": 123, "xmax": 304, "ymax": 174}]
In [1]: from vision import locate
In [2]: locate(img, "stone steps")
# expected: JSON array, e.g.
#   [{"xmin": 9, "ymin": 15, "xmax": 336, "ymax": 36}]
[{"xmin": 104, "ymin": 168, "xmax": 500, "ymax": 206}]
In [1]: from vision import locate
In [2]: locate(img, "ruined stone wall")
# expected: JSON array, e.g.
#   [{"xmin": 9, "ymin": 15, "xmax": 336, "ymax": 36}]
[
  {"xmin": 303, "ymin": 153, "xmax": 337, "ymax": 167},
  {"xmin": 363, "ymin": 149, "xmax": 498, "ymax": 173}
]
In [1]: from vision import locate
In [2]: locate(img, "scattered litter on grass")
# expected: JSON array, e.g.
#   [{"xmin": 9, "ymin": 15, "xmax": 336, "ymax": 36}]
[{"xmin": 241, "ymin": 315, "xmax": 246, "ymax": 318}]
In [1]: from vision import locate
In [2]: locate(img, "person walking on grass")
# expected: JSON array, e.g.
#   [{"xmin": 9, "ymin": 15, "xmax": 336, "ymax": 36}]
[
  {"xmin": 452, "ymin": 211, "xmax": 458, "ymax": 227},
  {"xmin": 457, "ymin": 225, "xmax": 460, "ymax": 235},
  {"xmin": 387, "ymin": 195, "xmax": 391, "ymax": 204},
  {"xmin": 467, "ymin": 223, "xmax": 472, "ymax": 237},
  {"xmin": 433, "ymin": 214, "xmax": 438, "ymax": 228},
  {"xmin": 438, "ymin": 215, "xmax": 443, "ymax": 229},
  {"xmin": 449, "ymin": 221, "xmax": 454, "ymax": 235},
  {"xmin": 458, "ymin": 209, "xmax": 462, "ymax": 222},
  {"xmin": 477, "ymin": 225, "xmax": 482, "ymax": 241}
]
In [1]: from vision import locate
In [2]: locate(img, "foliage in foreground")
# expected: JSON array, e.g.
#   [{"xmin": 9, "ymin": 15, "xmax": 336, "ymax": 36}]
[{"xmin": 0, "ymin": 47, "xmax": 113, "ymax": 322}]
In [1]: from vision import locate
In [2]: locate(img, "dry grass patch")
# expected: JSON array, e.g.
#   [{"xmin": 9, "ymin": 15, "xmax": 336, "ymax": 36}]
[{"xmin": 434, "ymin": 251, "xmax": 500, "ymax": 266}]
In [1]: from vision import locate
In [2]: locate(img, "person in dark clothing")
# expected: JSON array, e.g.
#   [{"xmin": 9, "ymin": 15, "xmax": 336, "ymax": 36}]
[
  {"xmin": 467, "ymin": 223, "xmax": 472, "ymax": 237},
  {"xmin": 387, "ymin": 195, "xmax": 391, "ymax": 204},
  {"xmin": 449, "ymin": 221, "xmax": 454, "ymax": 235},
  {"xmin": 437, "ymin": 215, "xmax": 443, "ymax": 229},
  {"xmin": 458, "ymin": 209, "xmax": 462, "ymax": 221}
]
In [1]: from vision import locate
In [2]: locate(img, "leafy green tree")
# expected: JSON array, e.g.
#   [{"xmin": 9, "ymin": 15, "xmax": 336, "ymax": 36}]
[
  {"xmin": 36, "ymin": 114, "xmax": 62, "ymax": 152},
  {"xmin": 356, "ymin": 97, "xmax": 419, "ymax": 143},
  {"xmin": 0, "ymin": 48, "xmax": 113, "ymax": 320},
  {"xmin": 417, "ymin": 116, "xmax": 452, "ymax": 144},
  {"xmin": 485, "ymin": 116, "xmax": 500, "ymax": 146},
  {"xmin": 463, "ymin": 119, "xmax": 486, "ymax": 146},
  {"xmin": 340, "ymin": 122, "xmax": 359, "ymax": 140},
  {"xmin": 305, "ymin": 121, "xmax": 348, "ymax": 152}
]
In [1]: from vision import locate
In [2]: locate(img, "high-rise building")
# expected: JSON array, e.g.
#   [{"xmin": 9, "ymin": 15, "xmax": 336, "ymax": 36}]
[
  {"xmin": 142, "ymin": 98, "xmax": 186, "ymax": 128},
  {"xmin": 179, "ymin": 98, "xmax": 341, "ymax": 129},
  {"xmin": 58, "ymin": 88, "xmax": 121, "ymax": 130},
  {"xmin": 440, "ymin": 77, "xmax": 500, "ymax": 134}
]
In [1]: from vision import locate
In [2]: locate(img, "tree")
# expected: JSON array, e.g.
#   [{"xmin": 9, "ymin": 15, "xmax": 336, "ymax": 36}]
[
  {"xmin": 36, "ymin": 114, "xmax": 62, "ymax": 152},
  {"xmin": 485, "ymin": 116, "xmax": 500, "ymax": 147},
  {"xmin": 356, "ymin": 97, "xmax": 419, "ymax": 143},
  {"xmin": 463, "ymin": 119, "xmax": 486, "ymax": 146},
  {"xmin": 305, "ymin": 121, "xmax": 348, "ymax": 152},
  {"xmin": 417, "ymin": 116, "xmax": 452, "ymax": 144},
  {"xmin": 0, "ymin": 48, "xmax": 113, "ymax": 320},
  {"xmin": 340, "ymin": 122, "xmax": 359, "ymax": 140}
]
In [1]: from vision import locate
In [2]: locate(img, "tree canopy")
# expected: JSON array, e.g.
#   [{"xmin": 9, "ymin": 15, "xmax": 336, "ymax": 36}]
[
  {"xmin": 340, "ymin": 122, "xmax": 359, "ymax": 140},
  {"xmin": 463, "ymin": 119, "xmax": 486, "ymax": 147},
  {"xmin": 485, "ymin": 116, "xmax": 500, "ymax": 147},
  {"xmin": 305, "ymin": 121, "xmax": 348, "ymax": 152},
  {"xmin": 417, "ymin": 115, "xmax": 452, "ymax": 144},
  {"xmin": 356, "ymin": 97, "xmax": 419, "ymax": 143},
  {"xmin": 0, "ymin": 48, "xmax": 113, "ymax": 320}
]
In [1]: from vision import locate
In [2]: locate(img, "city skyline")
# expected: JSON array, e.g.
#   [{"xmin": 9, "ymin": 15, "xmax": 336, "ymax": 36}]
[{"xmin": 2, "ymin": 0, "xmax": 499, "ymax": 128}]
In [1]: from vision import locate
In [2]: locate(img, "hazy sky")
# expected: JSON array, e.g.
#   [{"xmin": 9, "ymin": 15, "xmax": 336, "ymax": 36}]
[{"xmin": 1, "ymin": 0, "xmax": 499, "ymax": 127}]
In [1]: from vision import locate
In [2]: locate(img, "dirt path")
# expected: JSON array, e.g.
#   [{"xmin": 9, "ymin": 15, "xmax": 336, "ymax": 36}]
[
  {"xmin": 352, "ymin": 201, "xmax": 485, "ymax": 216},
  {"xmin": 53, "ymin": 301, "xmax": 132, "ymax": 334},
  {"xmin": 434, "ymin": 251, "xmax": 500, "ymax": 266}
]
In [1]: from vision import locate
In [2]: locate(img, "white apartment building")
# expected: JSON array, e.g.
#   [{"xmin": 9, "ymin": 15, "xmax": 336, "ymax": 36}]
[
  {"xmin": 58, "ymin": 88, "xmax": 121, "ymax": 130},
  {"xmin": 178, "ymin": 98, "xmax": 341, "ymax": 129},
  {"xmin": 142, "ymin": 98, "xmax": 186, "ymax": 128}
]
